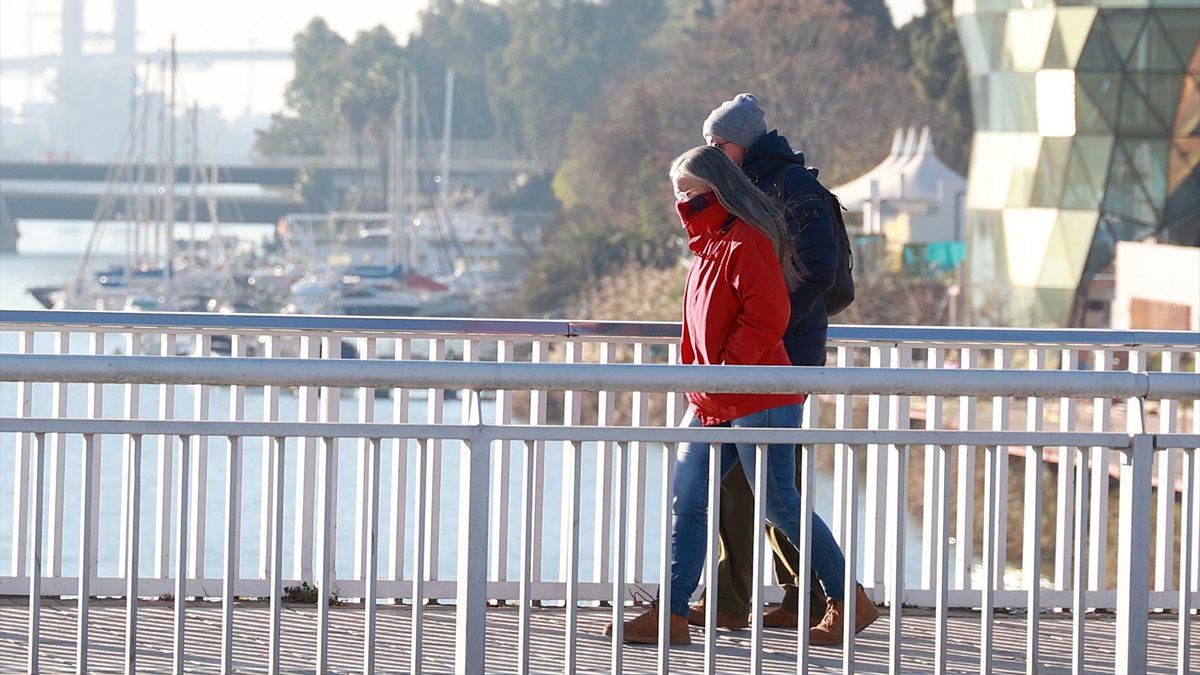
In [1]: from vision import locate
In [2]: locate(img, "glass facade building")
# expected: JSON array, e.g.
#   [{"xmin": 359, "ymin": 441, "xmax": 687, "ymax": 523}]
[{"xmin": 955, "ymin": 0, "xmax": 1199, "ymax": 326}]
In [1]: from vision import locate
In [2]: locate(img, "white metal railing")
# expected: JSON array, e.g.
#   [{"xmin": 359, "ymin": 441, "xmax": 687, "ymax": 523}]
[{"xmin": 1, "ymin": 310, "xmax": 1198, "ymax": 674}]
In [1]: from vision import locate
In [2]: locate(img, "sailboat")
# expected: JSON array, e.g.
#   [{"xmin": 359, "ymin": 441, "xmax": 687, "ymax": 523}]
[
  {"xmin": 28, "ymin": 39, "xmax": 264, "ymax": 315},
  {"xmin": 279, "ymin": 69, "xmax": 484, "ymax": 318}
]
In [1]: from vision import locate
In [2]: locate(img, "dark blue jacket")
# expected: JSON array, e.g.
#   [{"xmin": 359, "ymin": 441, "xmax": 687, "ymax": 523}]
[{"xmin": 741, "ymin": 131, "xmax": 839, "ymax": 367}]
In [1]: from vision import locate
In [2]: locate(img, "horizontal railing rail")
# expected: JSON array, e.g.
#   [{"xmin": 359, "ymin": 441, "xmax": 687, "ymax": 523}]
[
  {"xmin": 3, "ymin": 308, "xmax": 1200, "ymax": 349},
  {"xmin": 3, "ymin": 353, "xmax": 1198, "ymax": 398},
  {"xmin": 0, "ymin": 416, "xmax": 1144, "ymax": 448}
]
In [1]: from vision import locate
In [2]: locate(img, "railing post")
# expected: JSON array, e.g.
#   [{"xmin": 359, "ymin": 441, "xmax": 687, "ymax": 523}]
[
  {"xmin": 1024, "ymin": 349, "xmax": 1046, "ymax": 675},
  {"xmin": 1054, "ymin": 350, "xmax": 1078, "ymax": 595},
  {"xmin": 155, "ymin": 333, "xmax": 177, "ymax": 581},
  {"xmin": 1115, "ymin": 433, "xmax": 1153, "ymax": 674},
  {"xmin": 293, "ymin": 335, "xmax": 318, "ymax": 583},
  {"xmin": 77, "ymin": 432, "xmax": 98, "ymax": 675},
  {"xmin": 866, "ymin": 345, "xmax": 900, "ymax": 595},
  {"xmin": 314, "ymin": 434, "xmax": 336, "ymax": 674},
  {"xmin": 1071, "ymin": 446, "xmax": 1089, "ymax": 674},
  {"xmin": 887, "ymin": 442, "xmax": 908, "ymax": 675},
  {"xmin": 47, "ymin": 331, "xmax": 68, "ymax": 580},
  {"xmin": 841, "ymin": 442, "xmax": 860, "ymax": 674},
  {"xmin": 362, "ymin": 437, "xmax": 382, "ymax": 675},
  {"xmin": 267, "ymin": 436, "xmax": 286, "ymax": 675},
  {"xmin": 1155, "ymin": 352, "xmax": 1180, "ymax": 595},
  {"xmin": 610, "ymin": 441, "xmax": 629, "ymax": 674},
  {"xmin": 979, "ymin": 445, "xmax": 999, "ymax": 674},
  {"xmin": 921, "ymin": 348, "xmax": 945, "ymax": 593},
  {"xmin": 1089, "ymin": 349, "xmax": 1112, "ymax": 593},
  {"xmin": 455, "ymin": 428, "xmax": 492, "ymax": 675},
  {"xmin": 10, "ymin": 331, "xmax": 34, "ymax": 581},
  {"xmin": 955, "ymin": 348, "xmax": 979, "ymax": 591},
  {"xmin": 516, "ymin": 439, "xmax": 535, "ymax": 674},
  {"xmin": 27, "ymin": 432, "xmax": 46, "ymax": 675},
  {"xmin": 656, "ymin": 438, "xmax": 675, "ymax": 675},
  {"xmin": 561, "ymin": 342, "xmax": 583, "ymax": 674},
  {"xmin": 1179, "ymin": 443, "xmax": 1196, "ymax": 675},
  {"xmin": 173, "ymin": 434, "xmax": 191, "ymax": 673}
]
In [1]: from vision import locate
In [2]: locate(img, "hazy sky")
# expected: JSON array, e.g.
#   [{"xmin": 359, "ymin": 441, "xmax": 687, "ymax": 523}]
[
  {"xmin": 0, "ymin": 0, "xmax": 925, "ymax": 120},
  {"xmin": 0, "ymin": 0, "xmax": 426, "ymax": 118}
]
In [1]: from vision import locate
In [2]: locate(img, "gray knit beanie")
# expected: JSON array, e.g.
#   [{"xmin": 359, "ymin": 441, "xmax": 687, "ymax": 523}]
[{"xmin": 703, "ymin": 93, "xmax": 767, "ymax": 148}]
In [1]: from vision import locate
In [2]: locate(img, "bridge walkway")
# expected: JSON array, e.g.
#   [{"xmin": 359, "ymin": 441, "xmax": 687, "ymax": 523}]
[{"xmin": 0, "ymin": 598, "xmax": 1193, "ymax": 673}]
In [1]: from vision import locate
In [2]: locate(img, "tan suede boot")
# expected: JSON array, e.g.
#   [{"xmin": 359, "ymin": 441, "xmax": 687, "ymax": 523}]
[
  {"xmin": 687, "ymin": 604, "xmax": 749, "ymax": 630},
  {"xmin": 763, "ymin": 604, "xmax": 822, "ymax": 628},
  {"xmin": 808, "ymin": 585, "xmax": 880, "ymax": 646},
  {"xmin": 602, "ymin": 604, "xmax": 691, "ymax": 645}
]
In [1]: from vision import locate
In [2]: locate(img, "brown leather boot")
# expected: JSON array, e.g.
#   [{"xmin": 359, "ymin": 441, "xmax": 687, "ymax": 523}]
[
  {"xmin": 762, "ymin": 604, "xmax": 822, "ymax": 628},
  {"xmin": 687, "ymin": 604, "xmax": 749, "ymax": 630},
  {"xmin": 602, "ymin": 604, "xmax": 691, "ymax": 645},
  {"xmin": 808, "ymin": 585, "xmax": 880, "ymax": 646}
]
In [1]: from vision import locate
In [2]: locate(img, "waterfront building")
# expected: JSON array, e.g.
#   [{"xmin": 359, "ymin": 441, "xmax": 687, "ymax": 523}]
[
  {"xmin": 955, "ymin": 0, "xmax": 1200, "ymax": 326},
  {"xmin": 832, "ymin": 126, "xmax": 968, "ymax": 245}
]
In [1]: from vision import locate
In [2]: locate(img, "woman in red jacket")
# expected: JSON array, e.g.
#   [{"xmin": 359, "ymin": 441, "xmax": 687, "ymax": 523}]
[{"xmin": 606, "ymin": 146, "xmax": 874, "ymax": 645}]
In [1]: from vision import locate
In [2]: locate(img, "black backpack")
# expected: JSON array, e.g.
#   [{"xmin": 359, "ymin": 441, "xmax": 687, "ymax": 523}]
[
  {"xmin": 821, "ymin": 186, "xmax": 855, "ymax": 317},
  {"xmin": 764, "ymin": 162, "xmax": 856, "ymax": 317}
]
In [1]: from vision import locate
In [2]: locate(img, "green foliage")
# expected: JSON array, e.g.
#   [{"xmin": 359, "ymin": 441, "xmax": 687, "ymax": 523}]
[
  {"xmin": 845, "ymin": 0, "xmax": 898, "ymax": 38},
  {"xmin": 296, "ymin": 161, "xmax": 335, "ymax": 212},
  {"xmin": 286, "ymin": 18, "xmax": 350, "ymax": 129},
  {"xmin": 522, "ymin": 211, "xmax": 644, "ymax": 314},
  {"xmin": 407, "ymin": 0, "xmax": 511, "ymax": 139},
  {"xmin": 282, "ymin": 581, "xmax": 321, "ymax": 603},
  {"xmin": 904, "ymin": 0, "xmax": 973, "ymax": 172},
  {"xmin": 486, "ymin": 0, "xmax": 667, "ymax": 164},
  {"xmin": 254, "ymin": 113, "xmax": 326, "ymax": 158},
  {"xmin": 254, "ymin": 18, "xmax": 349, "ymax": 158},
  {"xmin": 488, "ymin": 171, "xmax": 559, "ymax": 213}
]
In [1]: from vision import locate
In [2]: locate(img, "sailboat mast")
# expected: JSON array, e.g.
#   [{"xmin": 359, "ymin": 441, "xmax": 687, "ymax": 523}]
[
  {"xmin": 125, "ymin": 64, "xmax": 137, "ymax": 279},
  {"xmin": 155, "ymin": 55, "xmax": 168, "ymax": 266},
  {"xmin": 189, "ymin": 103, "xmax": 198, "ymax": 274},
  {"xmin": 440, "ymin": 68, "xmax": 454, "ymax": 202},
  {"xmin": 389, "ymin": 75, "xmax": 406, "ymax": 272},
  {"xmin": 166, "ymin": 36, "xmax": 177, "ymax": 278},
  {"xmin": 407, "ymin": 72, "xmax": 418, "ymax": 273}
]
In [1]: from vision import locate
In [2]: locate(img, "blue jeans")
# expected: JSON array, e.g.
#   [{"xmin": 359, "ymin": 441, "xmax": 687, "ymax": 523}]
[{"xmin": 668, "ymin": 403, "xmax": 847, "ymax": 617}]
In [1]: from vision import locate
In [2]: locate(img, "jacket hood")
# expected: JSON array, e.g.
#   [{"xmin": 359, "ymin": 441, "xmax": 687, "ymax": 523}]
[{"xmin": 742, "ymin": 130, "xmax": 805, "ymax": 182}]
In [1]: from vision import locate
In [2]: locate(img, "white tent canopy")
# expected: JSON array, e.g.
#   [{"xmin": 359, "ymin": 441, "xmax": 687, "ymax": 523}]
[{"xmin": 831, "ymin": 126, "xmax": 967, "ymax": 243}]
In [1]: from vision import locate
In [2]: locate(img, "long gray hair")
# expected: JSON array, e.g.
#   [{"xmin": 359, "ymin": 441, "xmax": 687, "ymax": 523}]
[{"xmin": 670, "ymin": 145, "xmax": 800, "ymax": 289}]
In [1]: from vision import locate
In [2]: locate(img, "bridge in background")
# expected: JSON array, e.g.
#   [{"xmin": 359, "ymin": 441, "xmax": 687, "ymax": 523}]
[
  {"xmin": 0, "ymin": 145, "xmax": 541, "ymax": 250},
  {"xmin": 0, "ymin": 312, "xmax": 1196, "ymax": 673}
]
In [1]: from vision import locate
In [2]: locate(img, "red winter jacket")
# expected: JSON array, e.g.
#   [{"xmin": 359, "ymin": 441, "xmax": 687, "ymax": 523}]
[{"xmin": 677, "ymin": 194, "xmax": 806, "ymax": 426}]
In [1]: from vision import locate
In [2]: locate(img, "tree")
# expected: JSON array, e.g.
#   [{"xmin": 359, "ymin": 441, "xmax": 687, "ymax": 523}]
[
  {"xmin": 406, "ymin": 0, "xmax": 511, "ymax": 139},
  {"xmin": 345, "ymin": 29, "xmax": 405, "ymax": 194},
  {"xmin": 905, "ymin": 0, "xmax": 972, "ymax": 173},
  {"xmin": 256, "ymin": 20, "xmax": 405, "ymax": 167},
  {"xmin": 255, "ymin": 18, "xmax": 349, "ymax": 158},
  {"xmin": 845, "ymin": 0, "xmax": 897, "ymax": 38},
  {"xmin": 287, "ymin": 18, "xmax": 351, "ymax": 126},
  {"xmin": 487, "ymin": 0, "xmax": 667, "ymax": 164}
]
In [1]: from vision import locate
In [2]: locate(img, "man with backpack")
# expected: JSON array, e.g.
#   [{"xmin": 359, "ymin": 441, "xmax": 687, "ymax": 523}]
[{"xmin": 688, "ymin": 93, "xmax": 873, "ymax": 645}]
